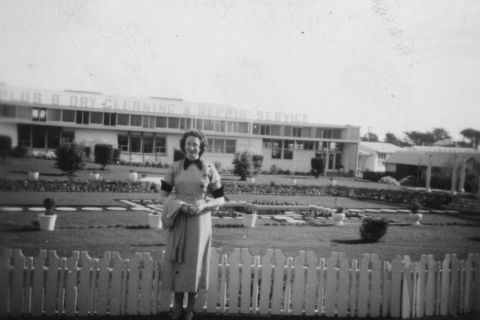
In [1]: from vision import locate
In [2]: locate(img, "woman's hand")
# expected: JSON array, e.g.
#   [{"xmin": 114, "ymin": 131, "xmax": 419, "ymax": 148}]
[{"xmin": 195, "ymin": 199, "xmax": 208, "ymax": 214}]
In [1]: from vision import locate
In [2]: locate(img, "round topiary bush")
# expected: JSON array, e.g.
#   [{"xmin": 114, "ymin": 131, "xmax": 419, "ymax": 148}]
[{"xmin": 359, "ymin": 216, "xmax": 388, "ymax": 242}]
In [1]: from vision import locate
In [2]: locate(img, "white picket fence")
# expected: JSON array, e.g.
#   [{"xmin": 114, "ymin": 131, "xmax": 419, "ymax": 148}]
[{"xmin": 0, "ymin": 248, "xmax": 479, "ymax": 318}]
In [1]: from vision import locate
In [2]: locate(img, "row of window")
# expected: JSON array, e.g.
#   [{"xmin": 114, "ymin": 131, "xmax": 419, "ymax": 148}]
[
  {"xmin": 18, "ymin": 124, "xmax": 74, "ymax": 149},
  {"xmin": 1, "ymin": 104, "xmax": 346, "ymax": 139},
  {"xmin": 262, "ymin": 139, "xmax": 342, "ymax": 152},
  {"xmin": 253, "ymin": 123, "xmax": 342, "ymax": 139}
]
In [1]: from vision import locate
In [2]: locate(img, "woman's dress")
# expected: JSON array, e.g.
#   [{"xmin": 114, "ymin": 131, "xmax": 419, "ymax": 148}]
[{"xmin": 161, "ymin": 159, "xmax": 222, "ymax": 292}]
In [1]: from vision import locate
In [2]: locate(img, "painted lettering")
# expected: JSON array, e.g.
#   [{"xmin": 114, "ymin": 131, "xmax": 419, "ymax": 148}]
[
  {"xmin": 70, "ymin": 96, "xmax": 78, "ymax": 107},
  {"xmin": 33, "ymin": 92, "xmax": 42, "ymax": 104},
  {"xmin": 80, "ymin": 97, "xmax": 88, "ymax": 107},
  {"xmin": 51, "ymin": 94, "xmax": 60, "ymax": 105}
]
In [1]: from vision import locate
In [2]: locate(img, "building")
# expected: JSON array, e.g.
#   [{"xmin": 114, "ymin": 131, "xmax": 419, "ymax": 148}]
[
  {"xmin": 385, "ymin": 146, "xmax": 480, "ymax": 195},
  {"xmin": 358, "ymin": 141, "xmax": 402, "ymax": 173},
  {"xmin": 0, "ymin": 84, "xmax": 361, "ymax": 173}
]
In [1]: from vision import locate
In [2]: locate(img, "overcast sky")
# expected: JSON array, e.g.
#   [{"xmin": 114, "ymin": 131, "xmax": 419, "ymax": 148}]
[{"xmin": 1, "ymin": 0, "xmax": 479, "ymax": 140}]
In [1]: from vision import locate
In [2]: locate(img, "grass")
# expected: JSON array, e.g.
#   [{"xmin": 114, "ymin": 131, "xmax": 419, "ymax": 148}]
[{"xmin": 0, "ymin": 157, "xmax": 479, "ymax": 264}]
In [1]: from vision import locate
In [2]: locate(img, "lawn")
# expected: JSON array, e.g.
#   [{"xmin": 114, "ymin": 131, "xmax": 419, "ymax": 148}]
[{"xmin": 0, "ymin": 157, "xmax": 479, "ymax": 263}]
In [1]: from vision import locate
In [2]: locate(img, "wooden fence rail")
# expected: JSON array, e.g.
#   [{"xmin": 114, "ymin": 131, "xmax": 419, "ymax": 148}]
[{"xmin": 0, "ymin": 248, "xmax": 479, "ymax": 318}]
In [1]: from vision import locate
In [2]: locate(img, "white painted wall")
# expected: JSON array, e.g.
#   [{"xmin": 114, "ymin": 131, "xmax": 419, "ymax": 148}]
[{"xmin": 75, "ymin": 128, "xmax": 118, "ymax": 148}]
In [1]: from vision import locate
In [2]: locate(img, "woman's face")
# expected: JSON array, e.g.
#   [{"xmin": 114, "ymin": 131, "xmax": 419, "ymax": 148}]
[{"xmin": 185, "ymin": 135, "xmax": 201, "ymax": 160}]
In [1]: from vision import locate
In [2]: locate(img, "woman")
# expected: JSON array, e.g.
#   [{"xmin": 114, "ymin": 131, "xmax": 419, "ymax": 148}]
[{"xmin": 159, "ymin": 129, "xmax": 225, "ymax": 320}]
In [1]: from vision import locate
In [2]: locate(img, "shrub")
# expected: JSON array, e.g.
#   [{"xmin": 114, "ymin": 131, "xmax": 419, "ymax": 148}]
[
  {"xmin": 232, "ymin": 151, "xmax": 253, "ymax": 181},
  {"xmin": 94, "ymin": 144, "xmax": 113, "ymax": 169},
  {"xmin": 11, "ymin": 145, "xmax": 29, "ymax": 158},
  {"xmin": 43, "ymin": 198, "xmax": 56, "ymax": 215},
  {"xmin": 359, "ymin": 217, "xmax": 388, "ymax": 242},
  {"xmin": 270, "ymin": 164, "xmax": 279, "ymax": 175},
  {"xmin": 173, "ymin": 149, "xmax": 185, "ymax": 161},
  {"xmin": 112, "ymin": 148, "xmax": 121, "ymax": 163},
  {"xmin": 378, "ymin": 176, "xmax": 400, "ymax": 186},
  {"xmin": 252, "ymin": 155, "xmax": 264, "ymax": 175},
  {"xmin": 83, "ymin": 146, "xmax": 91, "ymax": 159},
  {"xmin": 55, "ymin": 143, "xmax": 84, "ymax": 174},
  {"xmin": 311, "ymin": 157, "xmax": 324, "ymax": 178},
  {"xmin": 0, "ymin": 135, "xmax": 12, "ymax": 159}
]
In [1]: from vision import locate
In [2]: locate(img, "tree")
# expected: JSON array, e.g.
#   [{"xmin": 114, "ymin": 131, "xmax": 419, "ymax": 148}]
[
  {"xmin": 94, "ymin": 144, "xmax": 113, "ymax": 169},
  {"xmin": 55, "ymin": 143, "xmax": 84, "ymax": 174},
  {"xmin": 404, "ymin": 131, "xmax": 435, "ymax": 146},
  {"xmin": 310, "ymin": 157, "xmax": 324, "ymax": 178},
  {"xmin": 361, "ymin": 132, "xmax": 379, "ymax": 142},
  {"xmin": 384, "ymin": 133, "xmax": 409, "ymax": 147},
  {"xmin": 232, "ymin": 151, "xmax": 253, "ymax": 181},
  {"xmin": 252, "ymin": 155, "xmax": 264, "ymax": 176},
  {"xmin": 460, "ymin": 128, "xmax": 480, "ymax": 150},
  {"xmin": 432, "ymin": 128, "xmax": 451, "ymax": 141},
  {"xmin": 0, "ymin": 135, "xmax": 12, "ymax": 160}
]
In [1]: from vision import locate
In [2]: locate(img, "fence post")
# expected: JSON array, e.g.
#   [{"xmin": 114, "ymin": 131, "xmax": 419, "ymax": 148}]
[{"xmin": 402, "ymin": 255, "xmax": 413, "ymax": 319}]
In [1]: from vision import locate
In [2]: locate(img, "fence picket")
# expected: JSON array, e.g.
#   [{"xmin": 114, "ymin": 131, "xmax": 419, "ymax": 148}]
[
  {"xmin": 219, "ymin": 254, "xmax": 228, "ymax": 313},
  {"xmin": 317, "ymin": 258, "xmax": 326, "ymax": 315},
  {"xmin": 449, "ymin": 254, "xmax": 459, "ymax": 315},
  {"xmin": 0, "ymin": 249, "xmax": 12, "ymax": 316},
  {"xmin": 11, "ymin": 250, "xmax": 26, "ymax": 317},
  {"xmin": 109, "ymin": 252, "xmax": 125, "ymax": 315},
  {"xmin": 57, "ymin": 258, "xmax": 67, "ymax": 315},
  {"xmin": 126, "ymin": 253, "xmax": 141, "ymax": 314},
  {"xmin": 425, "ymin": 255, "xmax": 436, "ymax": 316},
  {"xmin": 65, "ymin": 251, "xmax": 79, "ymax": 316},
  {"xmin": 459, "ymin": 259, "xmax": 465, "ymax": 315},
  {"xmin": 150, "ymin": 260, "xmax": 160, "ymax": 314},
  {"xmin": 206, "ymin": 249, "xmax": 220, "ymax": 313},
  {"xmin": 390, "ymin": 256, "xmax": 402, "ymax": 318},
  {"xmin": 440, "ymin": 254, "xmax": 451, "ymax": 316},
  {"xmin": 77, "ymin": 251, "xmax": 93, "ymax": 316},
  {"xmin": 32, "ymin": 251, "xmax": 47, "ymax": 316},
  {"xmin": 402, "ymin": 255, "xmax": 413, "ymax": 319},
  {"xmin": 475, "ymin": 254, "xmax": 480, "ymax": 313},
  {"xmin": 415, "ymin": 255, "xmax": 427, "ymax": 318},
  {"xmin": 271, "ymin": 249, "xmax": 286, "ymax": 315},
  {"xmin": 337, "ymin": 252, "xmax": 349, "ymax": 317},
  {"xmin": 358, "ymin": 253, "xmax": 370, "ymax": 317},
  {"xmin": 24, "ymin": 257, "xmax": 33, "ymax": 315},
  {"xmin": 240, "ymin": 248, "xmax": 253, "ymax": 314},
  {"xmin": 95, "ymin": 252, "xmax": 111, "ymax": 315},
  {"xmin": 257, "ymin": 249, "xmax": 272, "ymax": 314},
  {"xmin": 227, "ymin": 248, "xmax": 240, "ymax": 314},
  {"xmin": 284, "ymin": 257, "xmax": 293, "ymax": 314},
  {"xmin": 370, "ymin": 254, "xmax": 381, "ymax": 317},
  {"xmin": 324, "ymin": 252, "xmax": 338, "ymax": 317},
  {"xmin": 251, "ymin": 255, "xmax": 260, "ymax": 314},
  {"xmin": 349, "ymin": 259, "xmax": 358, "ymax": 317},
  {"xmin": 304, "ymin": 251, "xmax": 318, "ymax": 316},
  {"xmin": 139, "ymin": 253, "xmax": 154, "ymax": 315},
  {"xmin": 381, "ymin": 261, "xmax": 390, "ymax": 317},
  {"xmin": 44, "ymin": 251, "xmax": 60, "ymax": 315},
  {"xmin": 291, "ymin": 251, "xmax": 306, "ymax": 315},
  {"xmin": 463, "ymin": 254, "xmax": 472, "ymax": 313}
]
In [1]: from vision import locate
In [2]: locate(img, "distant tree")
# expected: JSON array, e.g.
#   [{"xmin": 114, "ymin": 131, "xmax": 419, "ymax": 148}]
[
  {"xmin": 404, "ymin": 131, "xmax": 435, "ymax": 146},
  {"xmin": 432, "ymin": 128, "xmax": 451, "ymax": 142},
  {"xmin": 460, "ymin": 128, "xmax": 480, "ymax": 150},
  {"xmin": 232, "ymin": 151, "xmax": 253, "ymax": 181},
  {"xmin": 361, "ymin": 132, "xmax": 379, "ymax": 142},
  {"xmin": 384, "ymin": 133, "xmax": 409, "ymax": 147}
]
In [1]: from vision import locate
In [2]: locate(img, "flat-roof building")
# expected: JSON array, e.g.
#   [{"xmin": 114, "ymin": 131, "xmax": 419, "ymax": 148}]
[{"xmin": 0, "ymin": 84, "xmax": 360, "ymax": 174}]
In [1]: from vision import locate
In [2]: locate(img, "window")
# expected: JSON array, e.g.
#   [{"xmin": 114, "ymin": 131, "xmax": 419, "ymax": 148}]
[
  {"xmin": 143, "ymin": 137, "xmax": 153, "ymax": 153},
  {"xmin": 62, "ymin": 109, "xmax": 75, "ymax": 122},
  {"xmin": 302, "ymin": 127, "xmax": 312, "ymax": 138},
  {"xmin": 332, "ymin": 129, "xmax": 342, "ymax": 139},
  {"xmin": 104, "ymin": 112, "xmax": 116, "ymax": 126},
  {"xmin": 335, "ymin": 154, "xmax": 342, "ymax": 169},
  {"xmin": 238, "ymin": 122, "xmax": 249, "ymax": 133},
  {"xmin": 0, "ymin": 104, "xmax": 16, "ymax": 118},
  {"xmin": 47, "ymin": 127, "xmax": 61, "ymax": 149},
  {"xmin": 130, "ymin": 136, "xmax": 141, "ymax": 152},
  {"xmin": 180, "ymin": 118, "xmax": 191, "ymax": 130},
  {"xmin": 226, "ymin": 121, "xmax": 237, "ymax": 133},
  {"xmin": 155, "ymin": 137, "xmax": 166, "ymax": 153},
  {"xmin": 130, "ymin": 115, "xmax": 142, "ymax": 126},
  {"xmin": 118, "ymin": 135, "xmax": 129, "ymax": 152},
  {"xmin": 195, "ymin": 119, "xmax": 203, "ymax": 130},
  {"xmin": 117, "ymin": 113, "xmax": 130, "ymax": 126},
  {"xmin": 315, "ymin": 128, "xmax": 323, "ymax": 138},
  {"xmin": 272, "ymin": 139, "xmax": 282, "ymax": 159},
  {"xmin": 284, "ymin": 126, "xmax": 292, "ymax": 136},
  {"xmin": 87, "ymin": 112, "xmax": 101, "ymax": 124},
  {"xmin": 323, "ymin": 129, "xmax": 332, "ymax": 139},
  {"xmin": 207, "ymin": 138, "xmax": 236, "ymax": 154},
  {"xmin": 17, "ymin": 106, "xmax": 31, "ymax": 119},
  {"xmin": 156, "ymin": 116, "xmax": 167, "ymax": 128},
  {"xmin": 292, "ymin": 127, "xmax": 302, "ymax": 137},
  {"xmin": 283, "ymin": 149, "xmax": 293, "ymax": 159},
  {"xmin": 214, "ymin": 120, "xmax": 226, "ymax": 132},
  {"xmin": 47, "ymin": 109, "xmax": 61, "ymax": 121},
  {"xmin": 203, "ymin": 119, "xmax": 214, "ymax": 131},
  {"xmin": 260, "ymin": 125, "xmax": 270, "ymax": 135},
  {"xmin": 75, "ymin": 111, "xmax": 89, "ymax": 124},
  {"xmin": 61, "ymin": 130, "xmax": 74, "ymax": 143},
  {"xmin": 296, "ymin": 141, "xmax": 314, "ymax": 150},
  {"xmin": 225, "ymin": 140, "xmax": 236, "ymax": 153},
  {"xmin": 263, "ymin": 139, "xmax": 273, "ymax": 148},
  {"xmin": 143, "ymin": 116, "xmax": 155, "ymax": 128},
  {"xmin": 168, "ymin": 117, "xmax": 180, "ymax": 129},
  {"xmin": 18, "ymin": 125, "xmax": 31, "ymax": 147},
  {"xmin": 33, "ymin": 108, "xmax": 47, "ymax": 121},
  {"xmin": 271, "ymin": 125, "xmax": 281, "ymax": 136},
  {"xmin": 213, "ymin": 139, "xmax": 225, "ymax": 153},
  {"xmin": 32, "ymin": 126, "xmax": 46, "ymax": 148}
]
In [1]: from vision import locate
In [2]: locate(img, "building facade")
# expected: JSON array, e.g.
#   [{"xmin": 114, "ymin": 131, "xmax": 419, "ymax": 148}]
[
  {"xmin": 358, "ymin": 142, "xmax": 402, "ymax": 173},
  {"xmin": 0, "ymin": 84, "xmax": 360, "ymax": 173}
]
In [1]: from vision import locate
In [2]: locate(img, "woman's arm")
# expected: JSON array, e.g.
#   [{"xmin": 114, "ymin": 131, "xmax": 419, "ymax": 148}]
[
  {"xmin": 157, "ymin": 190, "xmax": 170, "ymax": 204},
  {"xmin": 195, "ymin": 197, "xmax": 225, "ymax": 215}
]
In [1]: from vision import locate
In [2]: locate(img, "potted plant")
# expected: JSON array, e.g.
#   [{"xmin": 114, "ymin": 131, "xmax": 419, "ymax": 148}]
[
  {"xmin": 89, "ymin": 171, "xmax": 101, "ymax": 180},
  {"xmin": 28, "ymin": 170, "xmax": 39, "ymax": 180},
  {"xmin": 240, "ymin": 204, "xmax": 257, "ymax": 228},
  {"xmin": 148, "ymin": 209, "xmax": 163, "ymax": 231},
  {"xmin": 408, "ymin": 202, "xmax": 423, "ymax": 226},
  {"xmin": 38, "ymin": 197, "xmax": 57, "ymax": 231},
  {"xmin": 129, "ymin": 169, "xmax": 138, "ymax": 182},
  {"xmin": 332, "ymin": 207, "xmax": 346, "ymax": 226}
]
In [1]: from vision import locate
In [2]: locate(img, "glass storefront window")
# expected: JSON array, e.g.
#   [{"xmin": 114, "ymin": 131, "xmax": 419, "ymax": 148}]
[
  {"xmin": 90, "ymin": 112, "xmax": 103, "ymax": 124},
  {"xmin": 117, "ymin": 113, "xmax": 129, "ymax": 126},
  {"xmin": 130, "ymin": 136, "xmax": 141, "ymax": 152},
  {"xmin": 143, "ymin": 137, "xmax": 153, "ymax": 153},
  {"xmin": 155, "ymin": 137, "xmax": 166, "ymax": 153},
  {"xmin": 130, "ymin": 115, "xmax": 142, "ymax": 126},
  {"xmin": 62, "ymin": 110, "xmax": 75, "ymax": 122},
  {"xmin": 156, "ymin": 116, "xmax": 167, "ymax": 128},
  {"xmin": 47, "ymin": 109, "xmax": 61, "ymax": 121},
  {"xmin": 118, "ymin": 135, "xmax": 129, "ymax": 152}
]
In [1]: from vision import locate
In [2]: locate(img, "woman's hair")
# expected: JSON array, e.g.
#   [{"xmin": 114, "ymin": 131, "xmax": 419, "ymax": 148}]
[{"xmin": 180, "ymin": 129, "xmax": 208, "ymax": 157}]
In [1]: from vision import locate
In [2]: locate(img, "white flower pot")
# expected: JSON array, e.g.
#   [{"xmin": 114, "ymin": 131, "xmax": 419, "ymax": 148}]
[
  {"xmin": 148, "ymin": 213, "xmax": 163, "ymax": 230},
  {"xmin": 249, "ymin": 177, "xmax": 256, "ymax": 183},
  {"xmin": 28, "ymin": 171, "xmax": 39, "ymax": 180},
  {"xmin": 38, "ymin": 214, "xmax": 57, "ymax": 231},
  {"xmin": 408, "ymin": 213, "xmax": 423, "ymax": 226},
  {"xmin": 90, "ymin": 173, "xmax": 101, "ymax": 180},
  {"xmin": 129, "ymin": 172, "xmax": 138, "ymax": 182},
  {"xmin": 242, "ymin": 213, "xmax": 257, "ymax": 228},
  {"xmin": 332, "ymin": 212, "xmax": 346, "ymax": 226}
]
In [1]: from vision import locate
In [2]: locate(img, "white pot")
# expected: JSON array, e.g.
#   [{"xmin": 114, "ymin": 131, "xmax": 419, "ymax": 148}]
[
  {"xmin": 28, "ymin": 171, "xmax": 39, "ymax": 180},
  {"xmin": 38, "ymin": 214, "xmax": 57, "ymax": 231},
  {"xmin": 242, "ymin": 213, "xmax": 257, "ymax": 228},
  {"xmin": 129, "ymin": 172, "xmax": 138, "ymax": 182},
  {"xmin": 408, "ymin": 213, "xmax": 423, "ymax": 226},
  {"xmin": 90, "ymin": 173, "xmax": 101, "ymax": 180},
  {"xmin": 332, "ymin": 212, "xmax": 346, "ymax": 226},
  {"xmin": 249, "ymin": 177, "xmax": 256, "ymax": 183},
  {"xmin": 148, "ymin": 213, "xmax": 163, "ymax": 230}
]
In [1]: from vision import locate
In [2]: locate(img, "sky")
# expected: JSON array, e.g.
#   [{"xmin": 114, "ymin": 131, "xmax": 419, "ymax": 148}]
[{"xmin": 1, "ymin": 0, "xmax": 479, "ymax": 141}]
